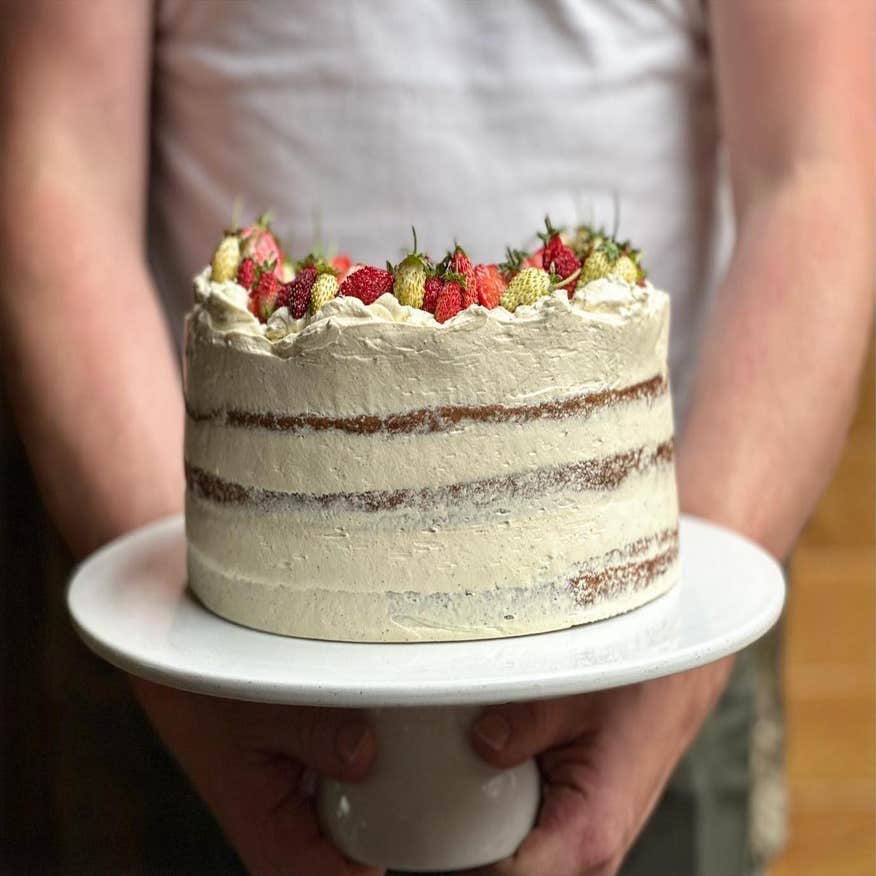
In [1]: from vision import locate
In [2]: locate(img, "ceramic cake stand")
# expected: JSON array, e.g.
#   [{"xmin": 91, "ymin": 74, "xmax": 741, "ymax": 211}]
[{"xmin": 68, "ymin": 514, "xmax": 784, "ymax": 873}]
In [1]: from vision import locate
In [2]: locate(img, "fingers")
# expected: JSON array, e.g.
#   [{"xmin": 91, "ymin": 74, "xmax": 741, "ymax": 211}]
[
  {"xmin": 236, "ymin": 700, "xmax": 377, "ymax": 782},
  {"xmin": 237, "ymin": 776, "xmax": 382, "ymax": 876},
  {"xmin": 225, "ymin": 703, "xmax": 379, "ymax": 872},
  {"xmin": 470, "ymin": 696, "xmax": 596, "ymax": 768},
  {"xmin": 477, "ymin": 820, "xmax": 621, "ymax": 876},
  {"xmin": 466, "ymin": 752, "xmax": 626, "ymax": 876},
  {"xmin": 467, "ymin": 695, "xmax": 625, "ymax": 876},
  {"xmin": 206, "ymin": 751, "xmax": 382, "ymax": 876},
  {"xmin": 133, "ymin": 681, "xmax": 382, "ymax": 875},
  {"xmin": 136, "ymin": 679, "xmax": 377, "ymax": 781}
]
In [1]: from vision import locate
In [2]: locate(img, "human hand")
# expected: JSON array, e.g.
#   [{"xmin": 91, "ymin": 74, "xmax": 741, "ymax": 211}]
[
  {"xmin": 465, "ymin": 660, "xmax": 733, "ymax": 876},
  {"xmin": 132, "ymin": 678, "xmax": 381, "ymax": 876}
]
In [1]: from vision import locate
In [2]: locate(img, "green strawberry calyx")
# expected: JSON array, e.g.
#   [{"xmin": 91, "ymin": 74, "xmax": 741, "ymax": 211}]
[
  {"xmin": 392, "ymin": 226, "xmax": 432, "ymax": 276},
  {"xmin": 537, "ymin": 214, "xmax": 565, "ymax": 246},
  {"xmin": 441, "ymin": 269, "xmax": 468, "ymax": 289},
  {"xmin": 500, "ymin": 247, "xmax": 528, "ymax": 279}
]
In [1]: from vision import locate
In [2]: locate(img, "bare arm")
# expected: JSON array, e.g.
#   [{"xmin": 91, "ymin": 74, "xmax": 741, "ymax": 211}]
[
  {"xmin": 660, "ymin": 0, "xmax": 875, "ymax": 842},
  {"xmin": 678, "ymin": 0, "xmax": 875, "ymax": 557},
  {"xmin": 0, "ymin": 2, "xmax": 183, "ymax": 557}
]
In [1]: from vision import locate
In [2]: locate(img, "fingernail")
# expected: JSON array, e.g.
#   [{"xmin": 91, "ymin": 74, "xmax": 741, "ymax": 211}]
[
  {"xmin": 474, "ymin": 713, "xmax": 511, "ymax": 752},
  {"xmin": 336, "ymin": 722, "xmax": 369, "ymax": 764}
]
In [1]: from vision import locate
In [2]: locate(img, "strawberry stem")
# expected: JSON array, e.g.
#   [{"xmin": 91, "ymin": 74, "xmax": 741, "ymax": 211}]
[
  {"xmin": 553, "ymin": 267, "xmax": 581, "ymax": 290},
  {"xmin": 231, "ymin": 197, "xmax": 243, "ymax": 232},
  {"xmin": 611, "ymin": 191, "xmax": 620, "ymax": 240}
]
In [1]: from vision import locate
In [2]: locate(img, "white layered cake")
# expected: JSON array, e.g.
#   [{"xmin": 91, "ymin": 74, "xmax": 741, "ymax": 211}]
[{"xmin": 184, "ymin": 219, "xmax": 679, "ymax": 641}]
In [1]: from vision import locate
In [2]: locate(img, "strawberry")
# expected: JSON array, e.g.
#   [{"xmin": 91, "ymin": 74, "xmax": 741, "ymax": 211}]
[
  {"xmin": 339, "ymin": 265, "xmax": 394, "ymax": 305},
  {"xmin": 210, "ymin": 231, "xmax": 241, "ymax": 283},
  {"xmin": 525, "ymin": 248, "xmax": 544, "ymax": 269},
  {"xmin": 236, "ymin": 256, "xmax": 257, "ymax": 291},
  {"xmin": 240, "ymin": 213, "xmax": 283, "ymax": 277},
  {"xmin": 460, "ymin": 279, "xmax": 478, "ymax": 309},
  {"xmin": 501, "ymin": 267, "xmax": 550, "ymax": 311},
  {"xmin": 577, "ymin": 239, "xmax": 640, "ymax": 286},
  {"xmin": 578, "ymin": 242, "xmax": 617, "ymax": 286},
  {"xmin": 294, "ymin": 251, "xmax": 337, "ymax": 280},
  {"xmin": 445, "ymin": 245, "xmax": 477, "ymax": 309},
  {"xmin": 473, "ymin": 263, "xmax": 505, "ymax": 309},
  {"xmin": 310, "ymin": 271, "xmax": 339, "ymax": 314},
  {"xmin": 434, "ymin": 280, "xmax": 464, "ymax": 324},
  {"xmin": 422, "ymin": 275, "xmax": 443, "ymax": 313},
  {"xmin": 331, "ymin": 254, "xmax": 352, "ymax": 277},
  {"xmin": 282, "ymin": 266, "xmax": 318, "ymax": 318},
  {"xmin": 612, "ymin": 253, "xmax": 639, "ymax": 284},
  {"xmin": 250, "ymin": 269, "xmax": 282, "ymax": 321},
  {"xmin": 500, "ymin": 265, "xmax": 580, "ymax": 312},
  {"xmin": 552, "ymin": 249, "xmax": 581, "ymax": 298},
  {"xmin": 616, "ymin": 240, "xmax": 647, "ymax": 284},
  {"xmin": 539, "ymin": 216, "xmax": 581, "ymax": 298},
  {"xmin": 570, "ymin": 224, "xmax": 606, "ymax": 262},
  {"xmin": 300, "ymin": 248, "xmax": 352, "ymax": 280},
  {"xmin": 393, "ymin": 227, "xmax": 431, "ymax": 309}
]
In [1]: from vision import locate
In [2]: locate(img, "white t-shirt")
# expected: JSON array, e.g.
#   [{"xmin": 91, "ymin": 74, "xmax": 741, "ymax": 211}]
[{"xmin": 148, "ymin": 0, "xmax": 734, "ymax": 422}]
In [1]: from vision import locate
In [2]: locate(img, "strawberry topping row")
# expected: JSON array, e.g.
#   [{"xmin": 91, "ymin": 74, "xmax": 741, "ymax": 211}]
[{"xmin": 208, "ymin": 215, "xmax": 647, "ymax": 325}]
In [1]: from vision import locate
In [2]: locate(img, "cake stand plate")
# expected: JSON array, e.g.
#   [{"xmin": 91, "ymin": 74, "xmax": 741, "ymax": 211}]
[{"xmin": 67, "ymin": 513, "xmax": 784, "ymax": 873}]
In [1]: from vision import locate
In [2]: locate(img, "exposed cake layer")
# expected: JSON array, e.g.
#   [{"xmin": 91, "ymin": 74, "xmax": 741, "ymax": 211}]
[
  {"xmin": 186, "ymin": 440, "xmax": 673, "ymax": 517},
  {"xmin": 187, "ymin": 524, "xmax": 679, "ymax": 642},
  {"xmin": 186, "ymin": 373, "xmax": 666, "ymax": 435},
  {"xmin": 184, "ymin": 382, "xmax": 672, "ymax": 493},
  {"xmin": 185, "ymin": 457, "xmax": 677, "ymax": 596}
]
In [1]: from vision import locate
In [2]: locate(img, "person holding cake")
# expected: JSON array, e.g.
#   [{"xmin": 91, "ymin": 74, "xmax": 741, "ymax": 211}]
[{"xmin": 0, "ymin": 2, "xmax": 873, "ymax": 876}]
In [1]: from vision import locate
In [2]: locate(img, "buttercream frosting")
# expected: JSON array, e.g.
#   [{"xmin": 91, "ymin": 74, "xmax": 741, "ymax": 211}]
[{"xmin": 184, "ymin": 265, "xmax": 679, "ymax": 642}]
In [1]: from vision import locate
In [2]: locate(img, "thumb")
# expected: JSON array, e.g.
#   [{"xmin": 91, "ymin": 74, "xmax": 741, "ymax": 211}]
[
  {"xmin": 238, "ymin": 700, "xmax": 377, "ymax": 781},
  {"xmin": 470, "ymin": 696, "xmax": 594, "ymax": 768}
]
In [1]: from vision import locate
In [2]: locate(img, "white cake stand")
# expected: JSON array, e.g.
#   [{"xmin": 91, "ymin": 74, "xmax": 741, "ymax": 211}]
[{"xmin": 68, "ymin": 514, "xmax": 784, "ymax": 873}]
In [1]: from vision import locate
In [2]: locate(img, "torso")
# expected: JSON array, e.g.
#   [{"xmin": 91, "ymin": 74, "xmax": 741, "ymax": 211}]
[{"xmin": 149, "ymin": 0, "xmax": 734, "ymax": 421}]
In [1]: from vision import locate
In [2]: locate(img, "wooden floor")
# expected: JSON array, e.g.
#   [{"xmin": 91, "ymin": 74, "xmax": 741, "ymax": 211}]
[{"xmin": 769, "ymin": 350, "xmax": 875, "ymax": 876}]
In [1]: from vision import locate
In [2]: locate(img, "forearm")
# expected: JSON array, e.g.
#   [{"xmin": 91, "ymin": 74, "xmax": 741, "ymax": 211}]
[
  {"xmin": 0, "ymin": 203, "xmax": 184, "ymax": 558},
  {"xmin": 645, "ymin": 166, "xmax": 874, "ymax": 752},
  {"xmin": 0, "ymin": 2, "xmax": 178, "ymax": 558},
  {"xmin": 678, "ymin": 167, "xmax": 874, "ymax": 558}
]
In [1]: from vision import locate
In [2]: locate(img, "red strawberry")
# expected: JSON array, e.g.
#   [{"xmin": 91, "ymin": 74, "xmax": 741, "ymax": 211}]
[
  {"xmin": 240, "ymin": 214, "xmax": 283, "ymax": 277},
  {"xmin": 331, "ymin": 254, "xmax": 352, "ymax": 277},
  {"xmin": 422, "ymin": 275, "xmax": 443, "ymax": 313},
  {"xmin": 525, "ymin": 248, "xmax": 544, "ymax": 269},
  {"xmin": 250, "ymin": 269, "xmax": 281, "ymax": 321},
  {"xmin": 460, "ymin": 280, "xmax": 478, "ymax": 308},
  {"xmin": 236, "ymin": 256, "xmax": 257, "ymax": 291},
  {"xmin": 539, "ymin": 216, "xmax": 580, "ymax": 297},
  {"xmin": 446, "ymin": 245, "xmax": 477, "ymax": 308},
  {"xmin": 281, "ymin": 266, "xmax": 318, "ymax": 318},
  {"xmin": 546, "ymin": 245, "xmax": 580, "ymax": 297},
  {"xmin": 338, "ymin": 265, "xmax": 394, "ymax": 305},
  {"xmin": 474, "ymin": 264, "xmax": 506, "ymax": 309},
  {"xmin": 434, "ymin": 281, "xmax": 464, "ymax": 324}
]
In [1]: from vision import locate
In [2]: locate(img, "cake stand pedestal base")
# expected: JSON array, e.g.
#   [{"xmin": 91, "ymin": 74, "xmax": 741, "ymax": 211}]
[
  {"xmin": 67, "ymin": 514, "xmax": 784, "ymax": 873},
  {"xmin": 319, "ymin": 705, "xmax": 540, "ymax": 872}
]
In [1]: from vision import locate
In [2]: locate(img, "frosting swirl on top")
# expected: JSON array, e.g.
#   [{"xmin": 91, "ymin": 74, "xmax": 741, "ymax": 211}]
[{"xmin": 191, "ymin": 266, "xmax": 663, "ymax": 356}]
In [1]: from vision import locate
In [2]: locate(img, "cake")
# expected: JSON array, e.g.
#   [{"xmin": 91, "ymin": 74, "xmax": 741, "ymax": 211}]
[{"xmin": 184, "ymin": 218, "xmax": 679, "ymax": 642}]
